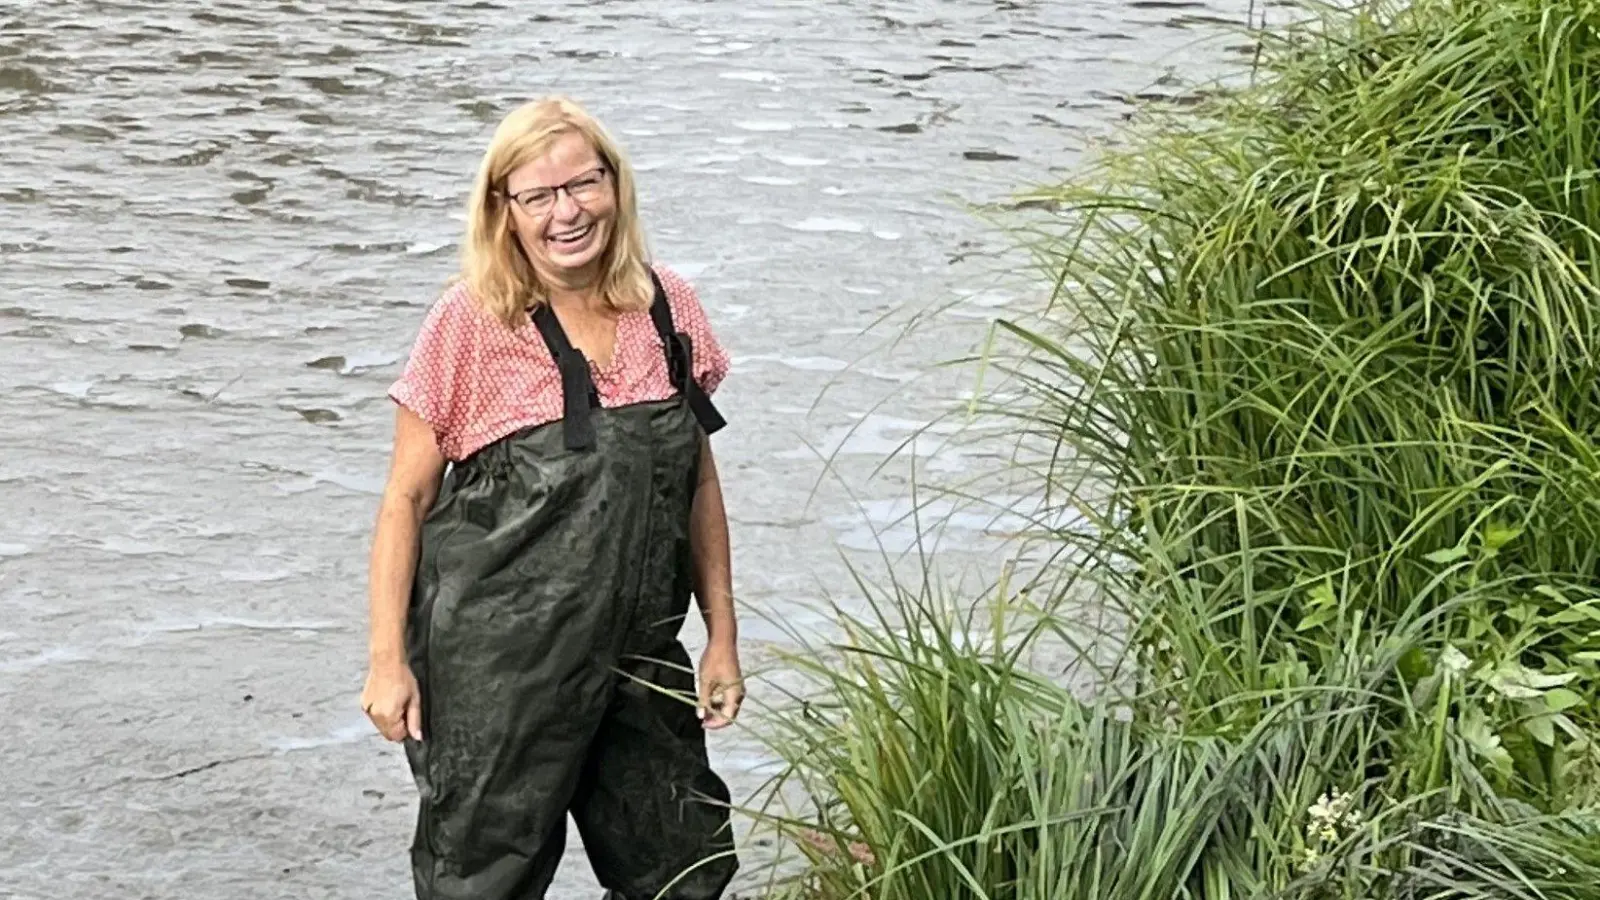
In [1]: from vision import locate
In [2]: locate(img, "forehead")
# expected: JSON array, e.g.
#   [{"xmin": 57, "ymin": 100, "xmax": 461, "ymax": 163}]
[{"xmin": 505, "ymin": 131, "xmax": 601, "ymax": 192}]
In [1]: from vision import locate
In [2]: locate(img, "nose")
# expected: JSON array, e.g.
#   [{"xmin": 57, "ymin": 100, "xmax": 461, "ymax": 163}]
[{"xmin": 550, "ymin": 187, "xmax": 582, "ymax": 222}]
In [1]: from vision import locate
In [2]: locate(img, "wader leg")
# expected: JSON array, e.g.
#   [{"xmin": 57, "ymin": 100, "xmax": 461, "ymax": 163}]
[
  {"xmin": 411, "ymin": 820, "xmax": 565, "ymax": 900},
  {"xmin": 570, "ymin": 644, "xmax": 739, "ymax": 900},
  {"xmin": 408, "ymin": 653, "xmax": 610, "ymax": 899}
]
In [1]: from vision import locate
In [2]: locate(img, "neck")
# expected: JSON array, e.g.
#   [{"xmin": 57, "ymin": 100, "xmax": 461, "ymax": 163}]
[
  {"xmin": 544, "ymin": 267, "xmax": 607, "ymax": 313},
  {"xmin": 547, "ymin": 283, "xmax": 606, "ymax": 314}
]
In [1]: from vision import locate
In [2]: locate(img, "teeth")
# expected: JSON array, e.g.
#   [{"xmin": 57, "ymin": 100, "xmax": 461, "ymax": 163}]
[{"xmin": 550, "ymin": 224, "xmax": 591, "ymax": 242}]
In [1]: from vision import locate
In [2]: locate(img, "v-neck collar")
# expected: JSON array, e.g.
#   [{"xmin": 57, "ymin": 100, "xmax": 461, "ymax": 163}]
[{"xmin": 522, "ymin": 304, "xmax": 633, "ymax": 378}]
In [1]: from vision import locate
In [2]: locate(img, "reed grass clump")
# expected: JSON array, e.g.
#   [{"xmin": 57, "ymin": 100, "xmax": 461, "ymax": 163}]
[
  {"xmin": 745, "ymin": 0, "xmax": 1600, "ymax": 897},
  {"xmin": 747, "ymin": 586, "xmax": 1600, "ymax": 899},
  {"xmin": 1015, "ymin": 0, "xmax": 1600, "ymax": 809}
]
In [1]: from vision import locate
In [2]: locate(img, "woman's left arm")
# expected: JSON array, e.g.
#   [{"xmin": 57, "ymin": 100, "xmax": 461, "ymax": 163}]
[{"xmin": 690, "ymin": 430, "xmax": 743, "ymax": 728}]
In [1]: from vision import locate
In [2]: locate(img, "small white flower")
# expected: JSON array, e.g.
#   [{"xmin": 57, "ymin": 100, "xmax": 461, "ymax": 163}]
[{"xmin": 1304, "ymin": 788, "xmax": 1360, "ymax": 854}]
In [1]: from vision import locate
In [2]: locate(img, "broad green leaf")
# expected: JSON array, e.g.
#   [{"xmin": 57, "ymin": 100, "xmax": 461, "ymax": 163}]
[
  {"xmin": 1425, "ymin": 545, "xmax": 1470, "ymax": 565},
  {"xmin": 1556, "ymin": 713, "xmax": 1585, "ymax": 742},
  {"xmin": 1534, "ymin": 584, "xmax": 1569, "ymax": 604},
  {"xmin": 1548, "ymin": 602, "xmax": 1600, "ymax": 625},
  {"xmin": 1525, "ymin": 713, "xmax": 1556, "ymax": 747},
  {"xmin": 1544, "ymin": 689, "xmax": 1583, "ymax": 712},
  {"xmin": 1504, "ymin": 603, "xmax": 1538, "ymax": 623},
  {"xmin": 1483, "ymin": 522, "xmax": 1521, "ymax": 550},
  {"xmin": 1459, "ymin": 708, "xmax": 1513, "ymax": 776},
  {"xmin": 1486, "ymin": 662, "xmax": 1577, "ymax": 699},
  {"xmin": 1307, "ymin": 580, "xmax": 1337, "ymax": 609},
  {"xmin": 1468, "ymin": 615, "xmax": 1492, "ymax": 641},
  {"xmin": 1439, "ymin": 645, "xmax": 1471, "ymax": 675},
  {"xmin": 1296, "ymin": 607, "xmax": 1335, "ymax": 633}
]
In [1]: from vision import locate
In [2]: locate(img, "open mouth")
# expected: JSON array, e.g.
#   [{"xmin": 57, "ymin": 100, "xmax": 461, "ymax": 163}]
[{"xmin": 546, "ymin": 222, "xmax": 595, "ymax": 251}]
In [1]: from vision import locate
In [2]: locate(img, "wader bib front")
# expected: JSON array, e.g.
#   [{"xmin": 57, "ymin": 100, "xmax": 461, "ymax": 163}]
[{"xmin": 403, "ymin": 272, "xmax": 737, "ymax": 900}]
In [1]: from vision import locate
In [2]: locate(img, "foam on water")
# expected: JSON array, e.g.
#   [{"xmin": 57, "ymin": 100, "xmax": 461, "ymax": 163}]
[
  {"xmin": 0, "ymin": 646, "xmax": 95, "ymax": 674},
  {"xmin": 787, "ymin": 217, "xmax": 866, "ymax": 233},
  {"xmin": 765, "ymin": 153, "xmax": 830, "ymax": 167},
  {"xmin": 141, "ymin": 616, "xmax": 342, "ymax": 634},
  {"xmin": 309, "ymin": 468, "xmax": 385, "ymax": 495},
  {"xmin": 736, "ymin": 354, "xmax": 849, "ymax": 372},
  {"xmin": 738, "ymin": 174, "xmax": 800, "ymax": 186},
  {"xmin": 719, "ymin": 71, "xmax": 782, "ymax": 83},
  {"xmin": 732, "ymin": 120, "xmax": 795, "ymax": 132}
]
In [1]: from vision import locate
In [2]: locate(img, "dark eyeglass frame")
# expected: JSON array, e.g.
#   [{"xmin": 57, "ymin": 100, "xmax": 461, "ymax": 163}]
[{"xmin": 504, "ymin": 165, "xmax": 610, "ymax": 214}]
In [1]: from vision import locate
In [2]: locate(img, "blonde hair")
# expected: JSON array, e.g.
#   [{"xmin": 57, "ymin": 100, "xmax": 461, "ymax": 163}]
[{"xmin": 458, "ymin": 96, "xmax": 653, "ymax": 327}]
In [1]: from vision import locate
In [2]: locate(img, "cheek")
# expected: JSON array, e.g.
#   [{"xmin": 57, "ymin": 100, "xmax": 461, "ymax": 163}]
[
  {"xmin": 509, "ymin": 222, "xmax": 546, "ymax": 260},
  {"xmin": 509, "ymin": 212, "xmax": 544, "ymax": 248}
]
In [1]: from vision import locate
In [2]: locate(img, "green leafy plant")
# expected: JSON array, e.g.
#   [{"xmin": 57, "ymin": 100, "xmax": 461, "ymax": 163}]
[
  {"xmin": 742, "ymin": 0, "xmax": 1600, "ymax": 896},
  {"xmin": 740, "ymin": 580, "xmax": 1600, "ymax": 900},
  {"xmin": 991, "ymin": 0, "xmax": 1600, "ymax": 807}
]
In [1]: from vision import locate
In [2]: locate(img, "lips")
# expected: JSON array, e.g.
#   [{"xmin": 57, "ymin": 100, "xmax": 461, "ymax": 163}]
[{"xmin": 547, "ymin": 222, "xmax": 595, "ymax": 249}]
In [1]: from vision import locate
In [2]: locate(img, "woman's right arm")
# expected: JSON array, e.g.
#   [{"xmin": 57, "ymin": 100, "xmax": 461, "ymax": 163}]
[{"xmin": 362, "ymin": 405, "xmax": 447, "ymax": 742}]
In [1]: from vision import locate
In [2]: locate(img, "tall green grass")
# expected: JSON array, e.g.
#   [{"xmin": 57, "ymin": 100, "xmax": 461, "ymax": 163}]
[
  {"xmin": 744, "ymin": 579, "xmax": 1600, "ymax": 900},
  {"xmin": 743, "ymin": 0, "xmax": 1600, "ymax": 897},
  {"xmin": 1003, "ymin": 0, "xmax": 1600, "ymax": 810}
]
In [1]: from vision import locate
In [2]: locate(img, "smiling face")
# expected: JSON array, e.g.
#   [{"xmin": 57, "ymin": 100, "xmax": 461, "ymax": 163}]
[
  {"xmin": 505, "ymin": 130, "xmax": 617, "ymax": 291},
  {"xmin": 460, "ymin": 96, "xmax": 655, "ymax": 325}
]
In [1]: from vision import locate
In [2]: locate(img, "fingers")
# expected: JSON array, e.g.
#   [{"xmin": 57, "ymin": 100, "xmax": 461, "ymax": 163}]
[
  {"xmin": 405, "ymin": 691, "xmax": 424, "ymax": 741},
  {"xmin": 709, "ymin": 686, "xmax": 744, "ymax": 730},
  {"xmin": 364, "ymin": 702, "xmax": 404, "ymax": 742},
  {"xmin": 381, "ymin": 713, "xmax": 409, "ymax": 742},
  {"xmin": 362, "ymin": 691, "xmax": 421, "ymax": 743},
  {"xmin": 700, "ymin": 679, "xmax": 745, "ymax": 730},
  {"xmin": 696, "ymin": 678, "xmax": 713, "ymax": 724}
]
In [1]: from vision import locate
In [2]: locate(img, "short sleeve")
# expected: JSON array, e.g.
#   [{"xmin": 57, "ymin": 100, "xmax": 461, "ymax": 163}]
[
  {"xmin": 388, "ymin": 284, "xmax": 477, "ymax": 448},
  {"xmin": 653, "ymin": 265, "xmax": 731, "ymax": 395}
]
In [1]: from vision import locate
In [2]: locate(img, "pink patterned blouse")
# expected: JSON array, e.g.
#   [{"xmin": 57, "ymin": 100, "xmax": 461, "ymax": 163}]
[{"xmin": 388, "ymin": 264, "xmax": 730, "ymax": 461}]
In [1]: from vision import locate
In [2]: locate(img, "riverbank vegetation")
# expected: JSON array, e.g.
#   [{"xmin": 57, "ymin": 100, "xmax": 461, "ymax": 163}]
[{"xmin": 746, "ymin": 0, "xmax": 1600, "ymax": 896}]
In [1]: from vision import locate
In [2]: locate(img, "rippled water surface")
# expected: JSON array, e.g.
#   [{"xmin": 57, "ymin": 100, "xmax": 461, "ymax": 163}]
[{"xmin": 2, "ymin": 1, "xmax": 1255, "ymax": 896}]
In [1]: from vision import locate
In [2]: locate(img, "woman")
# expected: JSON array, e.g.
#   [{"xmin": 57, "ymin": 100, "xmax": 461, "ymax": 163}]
[{"xmin": 360, "ymin": 96, "xmax": 743, "ymax": 900}]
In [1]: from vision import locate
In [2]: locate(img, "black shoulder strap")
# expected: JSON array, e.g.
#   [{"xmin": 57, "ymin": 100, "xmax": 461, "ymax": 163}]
[
  {"xmin": 529, "ymin": 303, "xmax": 600, "ymax": 451},
  {"xmin": 646, "ymin": 268, "xmax": 726, "ymax": 436}
]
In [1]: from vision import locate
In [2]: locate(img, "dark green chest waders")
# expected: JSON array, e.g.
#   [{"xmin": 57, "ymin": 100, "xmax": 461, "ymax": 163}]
[{"xmin": 403, "ymin": 270, "xmax": 737, "ymax": 900}]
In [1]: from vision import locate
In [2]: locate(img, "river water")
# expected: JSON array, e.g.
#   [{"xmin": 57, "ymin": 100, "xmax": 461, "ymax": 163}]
[{"xmin": 1, "ymin": 1, "xmax": 1256, "ymax": 896}]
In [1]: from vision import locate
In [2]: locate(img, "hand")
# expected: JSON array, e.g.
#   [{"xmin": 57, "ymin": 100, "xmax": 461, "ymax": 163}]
[
  {"xmin": 697, "ymin": 640, "xmax": 744, "ymax": 730},
  {"xmin": 361, "ymin": 660, "xmax": 423, "ymax": 742}
]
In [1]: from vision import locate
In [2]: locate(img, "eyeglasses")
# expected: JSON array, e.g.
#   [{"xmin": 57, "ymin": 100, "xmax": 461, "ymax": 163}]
[{"xmin": 504, "ymin": 166, "xmax": 609, "ymax": 216}]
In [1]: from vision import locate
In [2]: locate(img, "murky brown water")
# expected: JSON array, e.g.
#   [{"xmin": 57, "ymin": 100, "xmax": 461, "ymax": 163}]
[{"xmin": 1, "ymin": 1, "xmax": 1255, "ymax": 896}]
